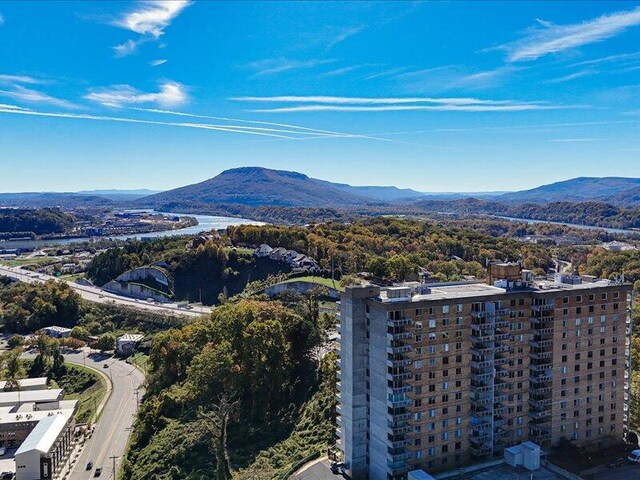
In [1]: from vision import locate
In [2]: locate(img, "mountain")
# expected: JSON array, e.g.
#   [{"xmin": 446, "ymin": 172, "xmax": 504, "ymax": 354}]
[
  {"xmin": 137, "ymin": 167, "xmax": 376, "ymax": 208},
  {"xmin": 499, "ymin": 177, "xmax": 640, "ymax": 204},
  {"xmin": 313, "ymin": 180, "xmax": 426, "ymax": 201},
  {"xmin": 0, "ymin": 192, "xmax": 115, "ymax": 208},
  {"xmin": 77, "ymin": 189, "xmax": 161, "ymax": 201}
]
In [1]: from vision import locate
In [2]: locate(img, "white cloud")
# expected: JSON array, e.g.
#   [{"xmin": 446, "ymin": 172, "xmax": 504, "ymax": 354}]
[
  {"xmin": 0, "ymin": 74, "xmax": 43, "ymax": 85},
  {"xmin": 0, "ymin": 85, "xmax": 77, "ymax": 108},
  {"xmin": 113, "ymin": 39, "xmax": 142, "ymax": 57},
  {"xmin": 233, "ymin": 95, "xmax": 536, "ymax": 106},
  {"xmin": 247, "ymin": 58, "xmax": 335, "ymax": 77},
  {"xmin": 247, "ymin": 104, "xmax": 561, "ymax": 113},
  {"xmin": 115, "ymin": 0, "xmax": 190, "ymax": 38},
  {"xmin": 0, "ymin": 103, "xmax": 29, "ymax": 111},
  {"xmin": 546, "ymin": 70, "xmax": 596, "ymax": 84},
  {"xmin": 85, "ymin": 81, "xmax": 187, "ymax": 108},
  {"xmin": 502, "ymin": 7, "xmax": 640, "ymax": 62},
  {"xmin": 149, "ymin": 59, "xmax": 167, "ymax": 67},
  {"xmin": 111, "ymin": 1, "xmax": 190, "ymax": 57},
  {"xmin": 327, "ymin": 26, "xmax": 364, "ymax": 49}
]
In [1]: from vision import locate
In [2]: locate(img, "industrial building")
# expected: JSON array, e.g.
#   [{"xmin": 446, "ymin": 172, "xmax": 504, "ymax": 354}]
[
  {"xmin": 337, "ymin": 263, "xmax": 632, "ymax": 479},
  {"xmin": 116, "ymin": 333, "xmax": 145, "ymax": 355},
  {"xmin": 0, "ymin": 378, "xmax": 48, "ymax": 392}
]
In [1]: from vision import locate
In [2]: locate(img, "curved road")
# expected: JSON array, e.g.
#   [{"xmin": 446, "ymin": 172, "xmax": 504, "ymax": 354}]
[
  {"xmin": 65, "ymin": 349, "xmax": 145, "ymax": 480},
  {"xmin": 0, "ymin": 265, "xmax": 211, "ymax": 317}
]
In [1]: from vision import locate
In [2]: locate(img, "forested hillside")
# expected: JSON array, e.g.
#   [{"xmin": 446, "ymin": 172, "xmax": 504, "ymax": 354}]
[{"xmin": 0, "ymin": 207, "xmax": 75, "ymax": 235}]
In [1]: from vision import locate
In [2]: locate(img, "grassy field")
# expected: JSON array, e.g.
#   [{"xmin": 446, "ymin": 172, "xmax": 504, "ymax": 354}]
[
  {"xmin": 227, "ymin": 246, "xmax": 254, "ymax": 255},
  {"xmin": 130, "ymin": 352, "xmax": 149, "ymax": 373},
  {"xmin": 281, "ymin": 276, "xmax": 344, "ymax": 292},
  {"xmin": 0, "ymin": 256, "xmax": 54, "ymax": 268},
  {"xmin": 65, "ymin": 363, "xmax": 108, "ymax": 424}
]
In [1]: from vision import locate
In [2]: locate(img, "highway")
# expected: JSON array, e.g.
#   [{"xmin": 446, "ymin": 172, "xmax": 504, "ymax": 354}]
[
  {"xmin": 0, "ymin": 265, "xmax": 211, "ymax": 318},
  {"xmin": 65, "ymin": 349, "xmax": 145, "ymax": 480}
]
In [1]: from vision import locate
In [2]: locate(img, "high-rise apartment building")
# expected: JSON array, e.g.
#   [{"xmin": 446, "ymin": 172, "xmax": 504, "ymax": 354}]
[{"xmin": 337, "ymin": 264, "xmax": 632, "ymax": 480}]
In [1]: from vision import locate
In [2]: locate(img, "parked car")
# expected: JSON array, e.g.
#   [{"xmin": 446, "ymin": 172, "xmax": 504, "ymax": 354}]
[
  {"xmin": 86, "ymin": 461, "xmax": 93, "ymax": 470},
  {"xmin": 103, "ymin": 364, "xmax": 109, "ymax": 369},
  {"xmin": 94, "ymin": 467, "xmax": 102, "ymax": 477},
  {"xmin": 628, "ymin": 449, "xmax": 640, "ymax": 463},
  {"xmin": 608, "ymin": 457, "xmax": 624, "ymax": 469},
  {"xmin": 0, "ymin": 471, "xmax": 13, "ymax": 480},
  {"xmin": 0, "ymin": 447, "xmax": 7, "ymax": 456}
]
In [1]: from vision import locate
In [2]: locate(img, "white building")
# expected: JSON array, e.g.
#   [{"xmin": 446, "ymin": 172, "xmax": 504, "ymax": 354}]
[
  {"xmin": 603, "ymin": 240, "xmax": 637, "ymax": 252},
  {"xmin": 14, "ymin": 413, "xmax": 74, "ymax": 480},
  {"xmin": 116, "ymin": 334, "xmax": 145, "ymax": 355},
  {"xmin": 0, "ymin": 378, "xmax": 48, "ymax": 392},
  {"xmin": 254, "ymin": 244, "xmax": 273, "ymax": 257},
  {"xmin": 41, "ymin": 327, "xmax": 71, "ymax": 339},
  {"xmin": 0, "ymin": 390, "xmax": 64, "ymax": 409}
]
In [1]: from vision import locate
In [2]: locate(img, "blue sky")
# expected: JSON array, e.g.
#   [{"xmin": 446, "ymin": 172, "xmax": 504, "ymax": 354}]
[{"xmin": 1, "ymin": 1, "xmax": 640, "ymax": 192}]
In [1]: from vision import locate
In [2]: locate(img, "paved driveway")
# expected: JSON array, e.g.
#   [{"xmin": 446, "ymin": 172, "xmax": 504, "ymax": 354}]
[{"xmin": 292, "ymin": 457, "xmax": 344, "ymax": 480}]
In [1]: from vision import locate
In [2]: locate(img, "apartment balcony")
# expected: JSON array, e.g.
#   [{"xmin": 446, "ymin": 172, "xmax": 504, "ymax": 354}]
[
  {"xmin": 471, "ymin": 334, "xmax": 495, "ymax": 344},
  {"xmin": 531, "ymin": 304, "xmax": 555, "ymax": 312},
  {"xmin": 496, "ymin": 308, "xmax": 511, "ymax": 316},
  {"xmin": 471, "ymin": 406, "xmax": 493, "ymax": 417},
  {"xmin": 494, "ymin": 356, "xmax": 510, "ymax": 367},
  {"xmin": 388, "ymin": 398, "xmax": 411, "ymax": 408},
  {"xmin": 387, "ymin": 451, "xmax": 412, "ymax": 462},
  {"xmin": 388, "ymin": 438, "xmax": 410, "ymax": 449},
  {"xmin": 530, "ymin": 386, "xmax": 552, "ymax": 396},
  {"xmin": 388, "ymin": 423, "xmax": 412, "ymax": 435},
  {"xmin": 472, "ymin": 372, "xmax": 494, "ymax": 383},
  {"xmin": 530, "ymin": 339, "xmax": 553, "ymax": 348},
  {"xmin": 495, "ymin": 332, "xmax": 512, "ymax": 341},
  {"xmin": 530, "ymin": 361, "xmax": 553, "ymax": 371},
  {"xmin": 387, "ymin": 345, "xmax": 413, "ymax": 355},
  {"xmin": 471, "ymin": 383, "xmax": 493, "ymax": 393},
  {"xmin": 386, "ymin": 460, "xmax": 409, "ymax": 474},
  {"xmin": 387, "ymin": 358, "xmax": 412, "ymax": 368},
  {"xmin": 494, "ymin": 405, "xmax": 509, "ymax": 415},
  {"xmin": 387, "ymin": 332, "xmax": 413, "ymax": 341},
  {"xmin": 472, "ymin": 346, "xmax": 494, "ymax": 355},
  {"xmin": 531, "ymin": 315, "xmax": 555, "ymax": 326},
  {"xmin": 389, "ymin": 385, "xmax": 412, "ymax": 395},
  {"xmin": 495, "ymin": 369, "xmax": 510, "ymax": 379},
  {"xmin": 472, "ymin": 323, "xmax": 495, "ymax": 333},
  {"xmin": 532, "ymin": 328, "xmax": 554, "ymax": 337},
  {"xmin": 387, "ymin": 318, "xmax": 413, "ymax": 327},
  {"xmin": 529, "ymin": 410, "xmax": 551, "ymax": 420},
  {"xmin": 471, "ymin": 396, "xmax": 493, "ymax": 406},
  {"xmin": 531, "ymin": 432, "xmax": 552, "ymax": 443},
  {"xmin": 470, "ymin": 431, "xmax": 492, "ymax": 442},
  {"xmin": 495, "ymin": 319, "xmax": 511, "ymax": 328},
  {"xmin": 471, "ymin": 310, "xmax": 489, "ymax": 319},
  {"xmin": 530, "ymin": 351, "xmax": 553, "ymax": 360},
  {"xmin": 494, "ymin": 344, "xmax": 510, "ymax": 353},
  {"xmin": 471, "ymin": 360, "xmax": 495, "ymax": 369},
  {"xmin": 389, "ymin": 412, "xmax": 411, "ymax": 422},
  {"xmin": 530, "ymin": 398, "xmax": 552, "ymax": 409},
  {"xmin": 387, "ymin": 371, "xmax": 412, "ymax": 382}
]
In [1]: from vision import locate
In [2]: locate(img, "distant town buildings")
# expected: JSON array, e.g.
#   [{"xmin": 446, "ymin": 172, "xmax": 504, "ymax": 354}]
[
  {"xmin": 337, "ymin": 263, "xmax": 632, "ymax": 479},
  {"xmin": 602, "ymin": 241, "xmax": 637, "ymax": 252}
]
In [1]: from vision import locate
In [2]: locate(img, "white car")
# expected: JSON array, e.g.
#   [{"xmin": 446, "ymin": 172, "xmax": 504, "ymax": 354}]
[
  {"xmin": 628, "ymin": 449, "xmax": 640, "ymax": 463},
  {"xmin": 0, "ymin": 447, "xmax": 7, "ymax": 456}
]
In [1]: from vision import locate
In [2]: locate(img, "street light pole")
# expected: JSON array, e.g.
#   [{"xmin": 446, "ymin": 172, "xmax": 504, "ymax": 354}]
[{"xmin": 109, "ymin": 455, "xmax": 119, "ymax": 479}]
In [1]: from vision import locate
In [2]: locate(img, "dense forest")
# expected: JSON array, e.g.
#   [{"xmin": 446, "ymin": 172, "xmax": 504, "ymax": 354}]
[
  {"xmin": 0, "ymin": 207, "xmax": 75, "ymax": 235},
  {"xmin": 122, "ymin": 297, "xmax": 335, "ymax": 479}
]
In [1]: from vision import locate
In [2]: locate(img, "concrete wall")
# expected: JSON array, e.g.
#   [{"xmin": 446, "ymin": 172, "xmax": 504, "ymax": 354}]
[
  {"xmin": 265, "ymin": 281, "xmax": 339, "ymax": 299},
  {"xmin": 115, "ymin": 266, "xmax": 170, "ymax": 287},
  {"xmin": 103, "ymin": 280, "xmax": 172, "ymax": 303}
]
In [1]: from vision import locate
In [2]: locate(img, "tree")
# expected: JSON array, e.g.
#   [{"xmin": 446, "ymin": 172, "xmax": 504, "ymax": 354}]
[
  {"xmin": 95, "ymin": 333, "xmax": 116, "ymax": 352},
  {"xmin": 7, "ymin": 335, "xmax": 24, "ymax": 350},
  {"xmin": 2, "ymin": 347, "xmax": 25, "ymax": 392}
]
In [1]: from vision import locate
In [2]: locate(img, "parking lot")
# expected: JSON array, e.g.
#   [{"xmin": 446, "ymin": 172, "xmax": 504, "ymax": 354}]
[{"xmin": 582, "ymin": 463, "xmax": 640, "ymax": 480}]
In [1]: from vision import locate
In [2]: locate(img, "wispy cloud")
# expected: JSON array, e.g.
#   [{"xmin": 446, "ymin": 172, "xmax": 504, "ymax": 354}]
[
  {"xmin": 111, "ymin": 1, "xmax": 190, "ymax": 56},
  {"xmin": 0, "ymin": 85, "xmax": 77, "ymax": 109},
  {"xmin": 395, "ymin": 65, "xmax": 519, "ymax": 92},
  {"xmin": 0, "ymin": 103, "xmax": 29, "ymax": 111},
  {"xmin": 549, "ymin": 138, "xmax": 599, "ymax": 142},
  {"xmin": 363, "ymin": 66, "xmax": 411, "ymax": 81},
  {"xmin": 546, "ymin": 69, "xmax": 596, "ymax": 84},
  {"xmin": 234, "ymin": 95, "xmax": 563, "ymax": 113},
  {"xmin": 248, "ymin": 104, "xmax": 562, "ymax": 113},
  {"xmin": 247, "ymin": 58, "xmax": 335, "ymax": 77},
  {"xmin": 326, "ymin": 26, "xmax": 364, "ymax": 49},
  {"xmin": 568, "ymin": 51, "xmax": 640, "ymax": 67},
  {"xmin": 113, "ymin": 39, "xmax": 143, "ymax": 57},
  {"xmin": 501, "ymin": 6, "xmax": 640, "ymax": 62},
  {"xmin": 114, "ymin": 0, "xmax": 190, "ymax": 37},
  {"xmin": 0, "ymin": 13, "xmax": 4, "ymax": 26},
  {"xmin": 0, "ymin": 74, "xmax": 44, "ymax": 85},
  {"xmin": 84, "ymin": 81, "xmax": 187, "ymax": 108},
  {"xmin": 149, "ymin": 59, "xmax": 167, "ymax": 67},
  {"xmin": 320, "ymin": 64, "xmax": 381, "ymax": 77}
]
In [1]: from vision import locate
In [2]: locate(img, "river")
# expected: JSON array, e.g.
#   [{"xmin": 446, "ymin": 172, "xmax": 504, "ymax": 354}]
[
  {"xmin": 493, "ymin": 215, "xmax": 638, "ymax": 236},
  {"xmin": 0, "ymin": 211, "xmax": 264, "ymax": 250}
]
